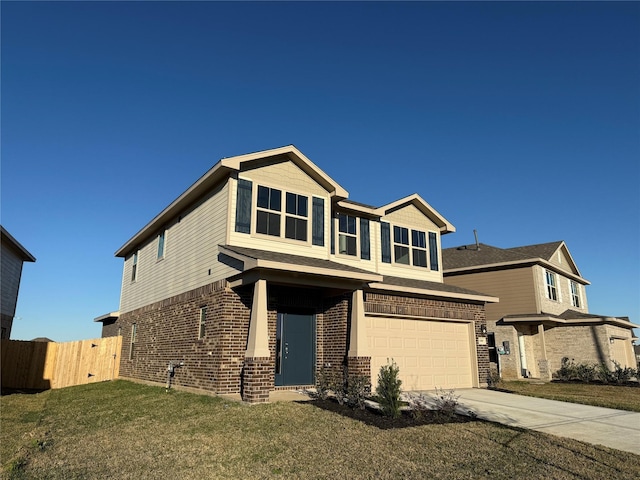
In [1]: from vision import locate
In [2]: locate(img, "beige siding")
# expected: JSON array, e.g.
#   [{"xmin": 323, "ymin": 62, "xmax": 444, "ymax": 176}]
[
  {"xmin": 376, "ymin": 205, "xmax": 443, "ymax": 283},
  {"xmin": 1, "ymin": 244, "xmax": 24, "ymax": 318},
  {"xmin": 119, "ymin": 181, "xmax": 236, "ymax": 313},
  {"xmin": 535, "ymin": 265, "xmax": 589, "ymax": 315},
  {"xmin": 547, "ymin": 247, "xmax": 578, "ymax": 276},
  {"xmin": 227, "ymin": 175, "xmax": 332, "ymax": 259},
  {"xmin": 242, "ymin": 160, "xmax": 327, "ymax": 197},
  {"xmin": 445, "ymin": 267, "xmax": 538, "ymax": 322}
]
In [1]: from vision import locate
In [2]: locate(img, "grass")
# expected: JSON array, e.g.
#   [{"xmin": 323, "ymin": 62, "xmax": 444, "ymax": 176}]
[
  {"xmin": 1, "ymin": 380, "xmax": 639, "ymax": 479},
  {"xmin": 498, "ymin": 381, "xmax": 640, "ymax": 412}
]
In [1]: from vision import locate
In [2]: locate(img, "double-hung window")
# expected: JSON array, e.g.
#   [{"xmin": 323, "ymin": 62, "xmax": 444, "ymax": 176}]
[
  {"xmin": 285, "ymin": 193, "xmax": 308, "ymax": 241},
  {"xmin": 545, "ymin": 270, "xmax": 558, "ymax": 301},
  {"xmin": 157, "ymin": 230, "xmax": 165, "ymax": 259},
  {"xmin": 393, "ymin": 226, "xmax": 410, "ymax": 264},
  {"xmin": 256, "ymin": 186, "xmax": 282, "ymax": 237},
  {"xmin": 131, "ymin": 251, "xmax": 139, "ymax": 282},
  {"xmin": 570, "ymin": 281, "xmax": 581, "ymax": 308},
  {"xmin": 337, "ymin": 213, "xmax": 357, "ymax": 256},
  {"xmin": 411, "ymin": 230, "xmax": 428, "ymax": 267}
]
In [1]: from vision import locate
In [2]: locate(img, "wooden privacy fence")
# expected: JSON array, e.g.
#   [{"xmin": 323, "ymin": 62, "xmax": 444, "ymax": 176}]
[{"xmin": 1, "ymin": 336, "xmax": 122, "ymax": 390}]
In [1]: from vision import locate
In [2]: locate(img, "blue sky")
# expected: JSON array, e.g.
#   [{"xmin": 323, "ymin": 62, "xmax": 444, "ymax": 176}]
[{"xmin": 2, "ymin": 1, "xmax": 638, "ymax": 342}]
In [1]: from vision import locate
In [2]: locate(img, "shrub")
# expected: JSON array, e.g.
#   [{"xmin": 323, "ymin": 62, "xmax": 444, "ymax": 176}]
[
  {"xmin": 404, "ymin": 392, "xmax": 432, "ymax": 420},
  {"xmin": 487, "ymin": 369, "xmax": 502, "ymax": 389},
  {"xmin": 574, "ymin": 363, "xmax": 597, "ymax": 383},
  {"xmin": 345, "ymin": 374, "xmax": 370, "ymax": 410},
  {"xmin": 375, "ymin": 360, "xmax": 402, "ymax": 418},
  {"xmin": 432, "ymin": 388, "xmax": 460, "ymax": 419},
  {"xmin": 314, "ymin": 367, "xmax": 332, "ymax": 400}
]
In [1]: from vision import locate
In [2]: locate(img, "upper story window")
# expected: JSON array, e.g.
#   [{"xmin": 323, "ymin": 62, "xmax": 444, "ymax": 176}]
[
  {"xmin": 285, "ymin": 192, "xmax": 308, "ymax": 241},
  {"xmin": 256, "ymin": 186, "xmax": 282, "ymax": 237},
  {"xmin": 545, "ymin": 270, "xmax": 558, "ymax": 301},
  {"xmin": 393, "ymin": 226, "xmax": 410, "ymax": 264},
  {"xmin": 570, "ymin": 281, "xmax": 581, "ymax": 308},
  {"xmin": 131, "ymin": 251, "xmax": 139, "ymax": 282},
  {"xmin": 381, "ymin": 222, "xmax": 439, "ymax": 270},
  {"xmin": 157, "ymin": 230, "xmax": 166, "ymax": 259},
  {"xmin": 337, "ymin": 213, "xmax": 357, "ymax": 256}
]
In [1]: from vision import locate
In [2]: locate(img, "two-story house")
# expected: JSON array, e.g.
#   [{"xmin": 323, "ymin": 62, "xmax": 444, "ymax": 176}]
[
  {"xmin": 98, "ymin": 146, "xmax": 497, "ymax": 402},
  {"xmin": 443, "ymin": 241, "xmax": 637, "ymax": 380},
  {"xmin": 1, "ymin": 226, "xmax": 36, "ymax": 339}
]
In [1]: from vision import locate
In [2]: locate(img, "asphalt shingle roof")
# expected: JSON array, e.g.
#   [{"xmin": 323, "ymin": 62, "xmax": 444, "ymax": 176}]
[
  {"xmin": 380, "ymin": 275, "xmax": 495, "ymax": 298},
  {"xmin": 442, "ymin": 242, "xmax": 563, "ymax": 270}
]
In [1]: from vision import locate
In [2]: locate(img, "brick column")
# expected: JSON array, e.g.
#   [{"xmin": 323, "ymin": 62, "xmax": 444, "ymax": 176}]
[{"xmin": 242, "ymin": 357, "xmax": 272, "ymax": 403}]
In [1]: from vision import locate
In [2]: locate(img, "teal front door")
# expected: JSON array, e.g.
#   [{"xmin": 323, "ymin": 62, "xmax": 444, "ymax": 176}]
[{"xmin": 275, "ymin": 313, "xmax": 315, "ymax": 386}]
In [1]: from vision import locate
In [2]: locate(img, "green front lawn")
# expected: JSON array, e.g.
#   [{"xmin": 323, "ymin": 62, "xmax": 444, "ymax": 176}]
[
  {"xmin": 498, "ymin": 381, "xmax": 640, "ymax": 412},
  {"xmin": 2, "ymin": 380, "xmax": 639, "ymax": 479}
]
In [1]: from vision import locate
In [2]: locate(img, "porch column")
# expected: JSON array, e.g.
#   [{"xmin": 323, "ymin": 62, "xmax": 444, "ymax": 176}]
[
  {"xmin": 537, "ymin": 323, "xmax": 551, "ymax": 381},
  {"xmin": 243, "ymin": 279, "xmax": 271, "ymax": 403},
  {"xmin": 245, "ymin": 279, "xmax": 269, "ymax": 358},
  {"xmin": 347, "ymin": 289, "xmax": 371, "ymax": 385}
]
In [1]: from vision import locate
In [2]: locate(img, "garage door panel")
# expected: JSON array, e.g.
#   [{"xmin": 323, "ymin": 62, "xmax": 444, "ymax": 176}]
[{"xmin": 367, "ymin": 316, "xmax": 473, "ymax": 390}]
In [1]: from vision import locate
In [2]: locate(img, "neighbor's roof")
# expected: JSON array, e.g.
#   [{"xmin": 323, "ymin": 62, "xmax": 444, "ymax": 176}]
[
  {"xmin": 501, "ymin": 309, "xmax": 638, "ymax": 330},
  {"xmin": 1, "ymin": 226, "xmax": 36, "ymax": 262},
  {"xmin": 369, "ymin": 276, "xmax": 498, "ymax": 303},
  {"xmin": 442, "ymin": 241, "xmax": 588, "ymax": 284}
]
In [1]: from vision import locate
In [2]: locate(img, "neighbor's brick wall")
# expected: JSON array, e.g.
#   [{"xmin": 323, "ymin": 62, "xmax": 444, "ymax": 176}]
[
  {"xmin": 100, "ymin": 319, "xmax": 119, "ymax": 338},
  {"xmin": 364, "ymin": 292, "xmax": 490, "ymax": 386}
]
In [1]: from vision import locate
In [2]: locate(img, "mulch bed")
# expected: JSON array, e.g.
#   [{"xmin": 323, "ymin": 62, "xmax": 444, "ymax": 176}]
[{"xmin": 305, "ymin": 398, "xmax": 476, "ymax": 430}]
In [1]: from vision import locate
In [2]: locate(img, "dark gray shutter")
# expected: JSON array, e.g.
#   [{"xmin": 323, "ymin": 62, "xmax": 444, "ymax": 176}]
[
  {"xmin": 429, "ymin": 232, "xmax": 439, "ymax": 270},
  {"xmin": 312, "ymin": 197, "xmax": 324, "ymax": 246},
  {"xmin": 381, "ymin": 222, "xmax": 391, "ymax": 263},
  {"xmin": 330, "ymin": 215, "xmax": 335, "ymax": 254},
  {"xmin": 235, "ymin": 179, "xmax": 252, "ymax": 233},
  {"xmin": 360, "ymin": 218, "xmax": 370, "ymax": 260}
]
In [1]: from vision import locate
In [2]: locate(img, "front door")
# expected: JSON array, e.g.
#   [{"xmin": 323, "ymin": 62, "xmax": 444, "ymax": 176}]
[{"xmin": 275, "ymin": 313, "xmax": 315, "ymax": 386}]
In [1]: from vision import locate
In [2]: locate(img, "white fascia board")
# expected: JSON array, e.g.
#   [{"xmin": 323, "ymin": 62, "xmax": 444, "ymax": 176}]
[
  {"xmin": 93, "ymin": 311, "xmax": 120, "ymax": 323},
  {"xmin": 368, "ymin": 282, "xmax": 499, "ymax": 303}
]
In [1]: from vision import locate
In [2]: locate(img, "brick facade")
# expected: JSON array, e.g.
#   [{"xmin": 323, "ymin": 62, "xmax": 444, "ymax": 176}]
[{"xmin": 112, "ymin": 280, "xmax": 489, "ymax": 401}]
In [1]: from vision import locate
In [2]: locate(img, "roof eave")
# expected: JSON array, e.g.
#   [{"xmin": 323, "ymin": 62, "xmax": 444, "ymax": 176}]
[
  {"xmin": 375, "ymin": 194, "xmax": 455, "ymax": 234},
  {"xmin": 1, "ymin": 226, "xmax": 36, "ymax": 262},
  {"xmin": 368, "ymin": 282, "xmax": 498, "ymax": 303}
]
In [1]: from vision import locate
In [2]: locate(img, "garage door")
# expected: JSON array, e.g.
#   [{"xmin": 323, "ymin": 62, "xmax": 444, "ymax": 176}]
[
  {"xmin": 610, "ymin": 338, "xmax": 632, "ymax": 368},
  {"xmin": 366, "ymin": 316, "xmax": 474, "ymax": 391}
]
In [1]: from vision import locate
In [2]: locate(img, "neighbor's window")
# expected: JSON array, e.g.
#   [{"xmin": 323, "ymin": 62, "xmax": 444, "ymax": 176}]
[
  {"xmin": 256, "ymin": 185, "xmax": 282, "ymax": 237},
  {"xmin": 337, "ymin": 213, "xmax": 357, "ymax": 256},
  {"xmin": 131, "ymin": 251, "xmax": 139, "ymax": 282},
  {"xmin": 157, "ymin": 230, "xmax": 166, "ymax": 259},
  {"xmin": 570, "ymin": 281, "xmax": 581, "ymax": 308},
  {"xmin": 545, "ymin": 270, "xmax": 558, "ymax": 301},
  {"xmin": 285, "ymin": 192, "xmax": 308, "ymax": 241},
  {"xmin": 198, "ymin": 307, "xmax": 206, "ymax": 339},
  {"xmin": 393, "ymin": 226, "xmax": 410, "ymax": 264},
  {"xmin": 129, "ymin": 323, "xmax": 137, "ymax": 360}
]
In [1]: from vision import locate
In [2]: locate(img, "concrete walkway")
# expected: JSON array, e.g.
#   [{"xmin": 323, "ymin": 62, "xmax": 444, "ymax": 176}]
[{"xmin": 455, "ymin": 389, "xmax": 640, "ymax": 455}]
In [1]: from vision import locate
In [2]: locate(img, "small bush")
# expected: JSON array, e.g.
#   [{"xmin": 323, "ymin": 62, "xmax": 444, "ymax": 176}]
[
  {"xmin": 487, "ymin": 369, "xmax": 502, "ymax": 389},
  {"xmin": 313, "ymin": 367, "xmax": 332, "ymax": 400},
  {"xmin": 404, "ymin": 392, "xmax": 432, "ymax": 420},
  {"xmin": 375, "ymin": 360, "xmax": 402, "ymax": 418},
  {"xmin": 345, "ymin": 374, "xmax": 370, "ymax": 410},
  {"xmin": 432, "ymin": 388, "xmax": 460, "ymax": 419},
  {"xmin": 555, "ymin": 358, "xmax": 639, "ymax": 385}
]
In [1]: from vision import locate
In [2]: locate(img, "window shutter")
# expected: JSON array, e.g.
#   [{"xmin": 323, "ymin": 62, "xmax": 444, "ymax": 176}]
[
  {"xmin": 330, "ymin": 216, "xmax": 335, "ymax": 254},
  {"xmin": 235, "ymin": 179, "xmax": 252, "ymax": 233},
  {"xmin": 360, "ymin": 218, "xmax": 370, "ymax": 260},
  {"xmin": 312, "ymin": 197, "xmax": 324, "ymax": 246},
  {"xmin": 381, "ymin": 222, "xmax": 391, "ymax": 263},
  {"xmin": 429, "ymin": 232, "xmax": 439, "ymax": 270}
]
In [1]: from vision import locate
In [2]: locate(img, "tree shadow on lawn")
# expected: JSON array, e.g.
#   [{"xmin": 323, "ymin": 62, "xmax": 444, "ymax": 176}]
[{"xmin": 302, "ymin": 399, "xmax": 477, "ymax": 430}]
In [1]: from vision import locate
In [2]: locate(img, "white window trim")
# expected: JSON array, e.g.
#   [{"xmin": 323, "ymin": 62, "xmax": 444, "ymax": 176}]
[
  {"xmin": 198, "ymin": 307, "xmax": 206, "ymax": 339},
  {"xmin": 157, "ymin": 229, "xmax": 166, "ymax": 261},
  {"xmin": 252, "ymin": 182, "xmax": 312, "ymax": 245},
  {"xmin": 335, "ymin": 212, "xmax": 360, "ymax": 258},
  {"xmin": 388, "ymin": 222, "xmax": 437, "ymax": 270},
  {"xmin": 544, "ymin": 269, "xmax": 559, "ymax": 302},
  {"xmin": 570, "ymin": 280, "xmax": 581, "ymax": 308}
]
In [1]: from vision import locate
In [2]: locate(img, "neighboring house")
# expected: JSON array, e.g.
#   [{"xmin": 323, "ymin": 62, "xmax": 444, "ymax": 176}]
[
  {"xmin": 1, "ymin": 226, "xmax": 36, "ymax": 339},
  {"xmin": 442, "ymin": 241, "xmax": 637, "ymax": 380},
  {"xmin": 97, "ymin": 145, "xmax": 497, "ymax": 402},
  {"xmin": 634, "ymin": 343, "xmax": 640, "ymax": 368}
]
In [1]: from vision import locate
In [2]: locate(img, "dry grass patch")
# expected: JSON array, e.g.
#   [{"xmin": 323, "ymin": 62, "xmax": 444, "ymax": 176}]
[
  {"xmin": 2, "ymin": 380, "xmax": 639, "ymax": 479},
  {"xmin": 498, "ymin": 381, "xmax": 640, "ymax": 412}
]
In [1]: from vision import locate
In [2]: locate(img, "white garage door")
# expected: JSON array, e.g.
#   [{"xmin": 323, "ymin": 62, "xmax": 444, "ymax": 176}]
[{"xmin": 366, "ymin": 316, "xmax": 474, "ymax": 391}]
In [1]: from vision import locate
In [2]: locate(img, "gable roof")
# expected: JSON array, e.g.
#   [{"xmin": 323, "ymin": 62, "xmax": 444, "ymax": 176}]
[
  {"xmin": 115, "ymin": 145, "xmax": 347, "ymax": 257},
  {"xmin": 375, "ymin": 194, "xmax": 456, "ymax": 234},
  {"xmin": 501, "ymin": 309, "xmax": 638, "ymax": 330},
  {"xmin": 442, "ymin": 241, "xmax": 589, "ymax": 284}
]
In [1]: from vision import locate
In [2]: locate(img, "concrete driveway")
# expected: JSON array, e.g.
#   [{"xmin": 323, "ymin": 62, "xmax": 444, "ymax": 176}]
[{"xmin": 453, "ymin": 389, "xmax": 640, "ymax": 455}]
